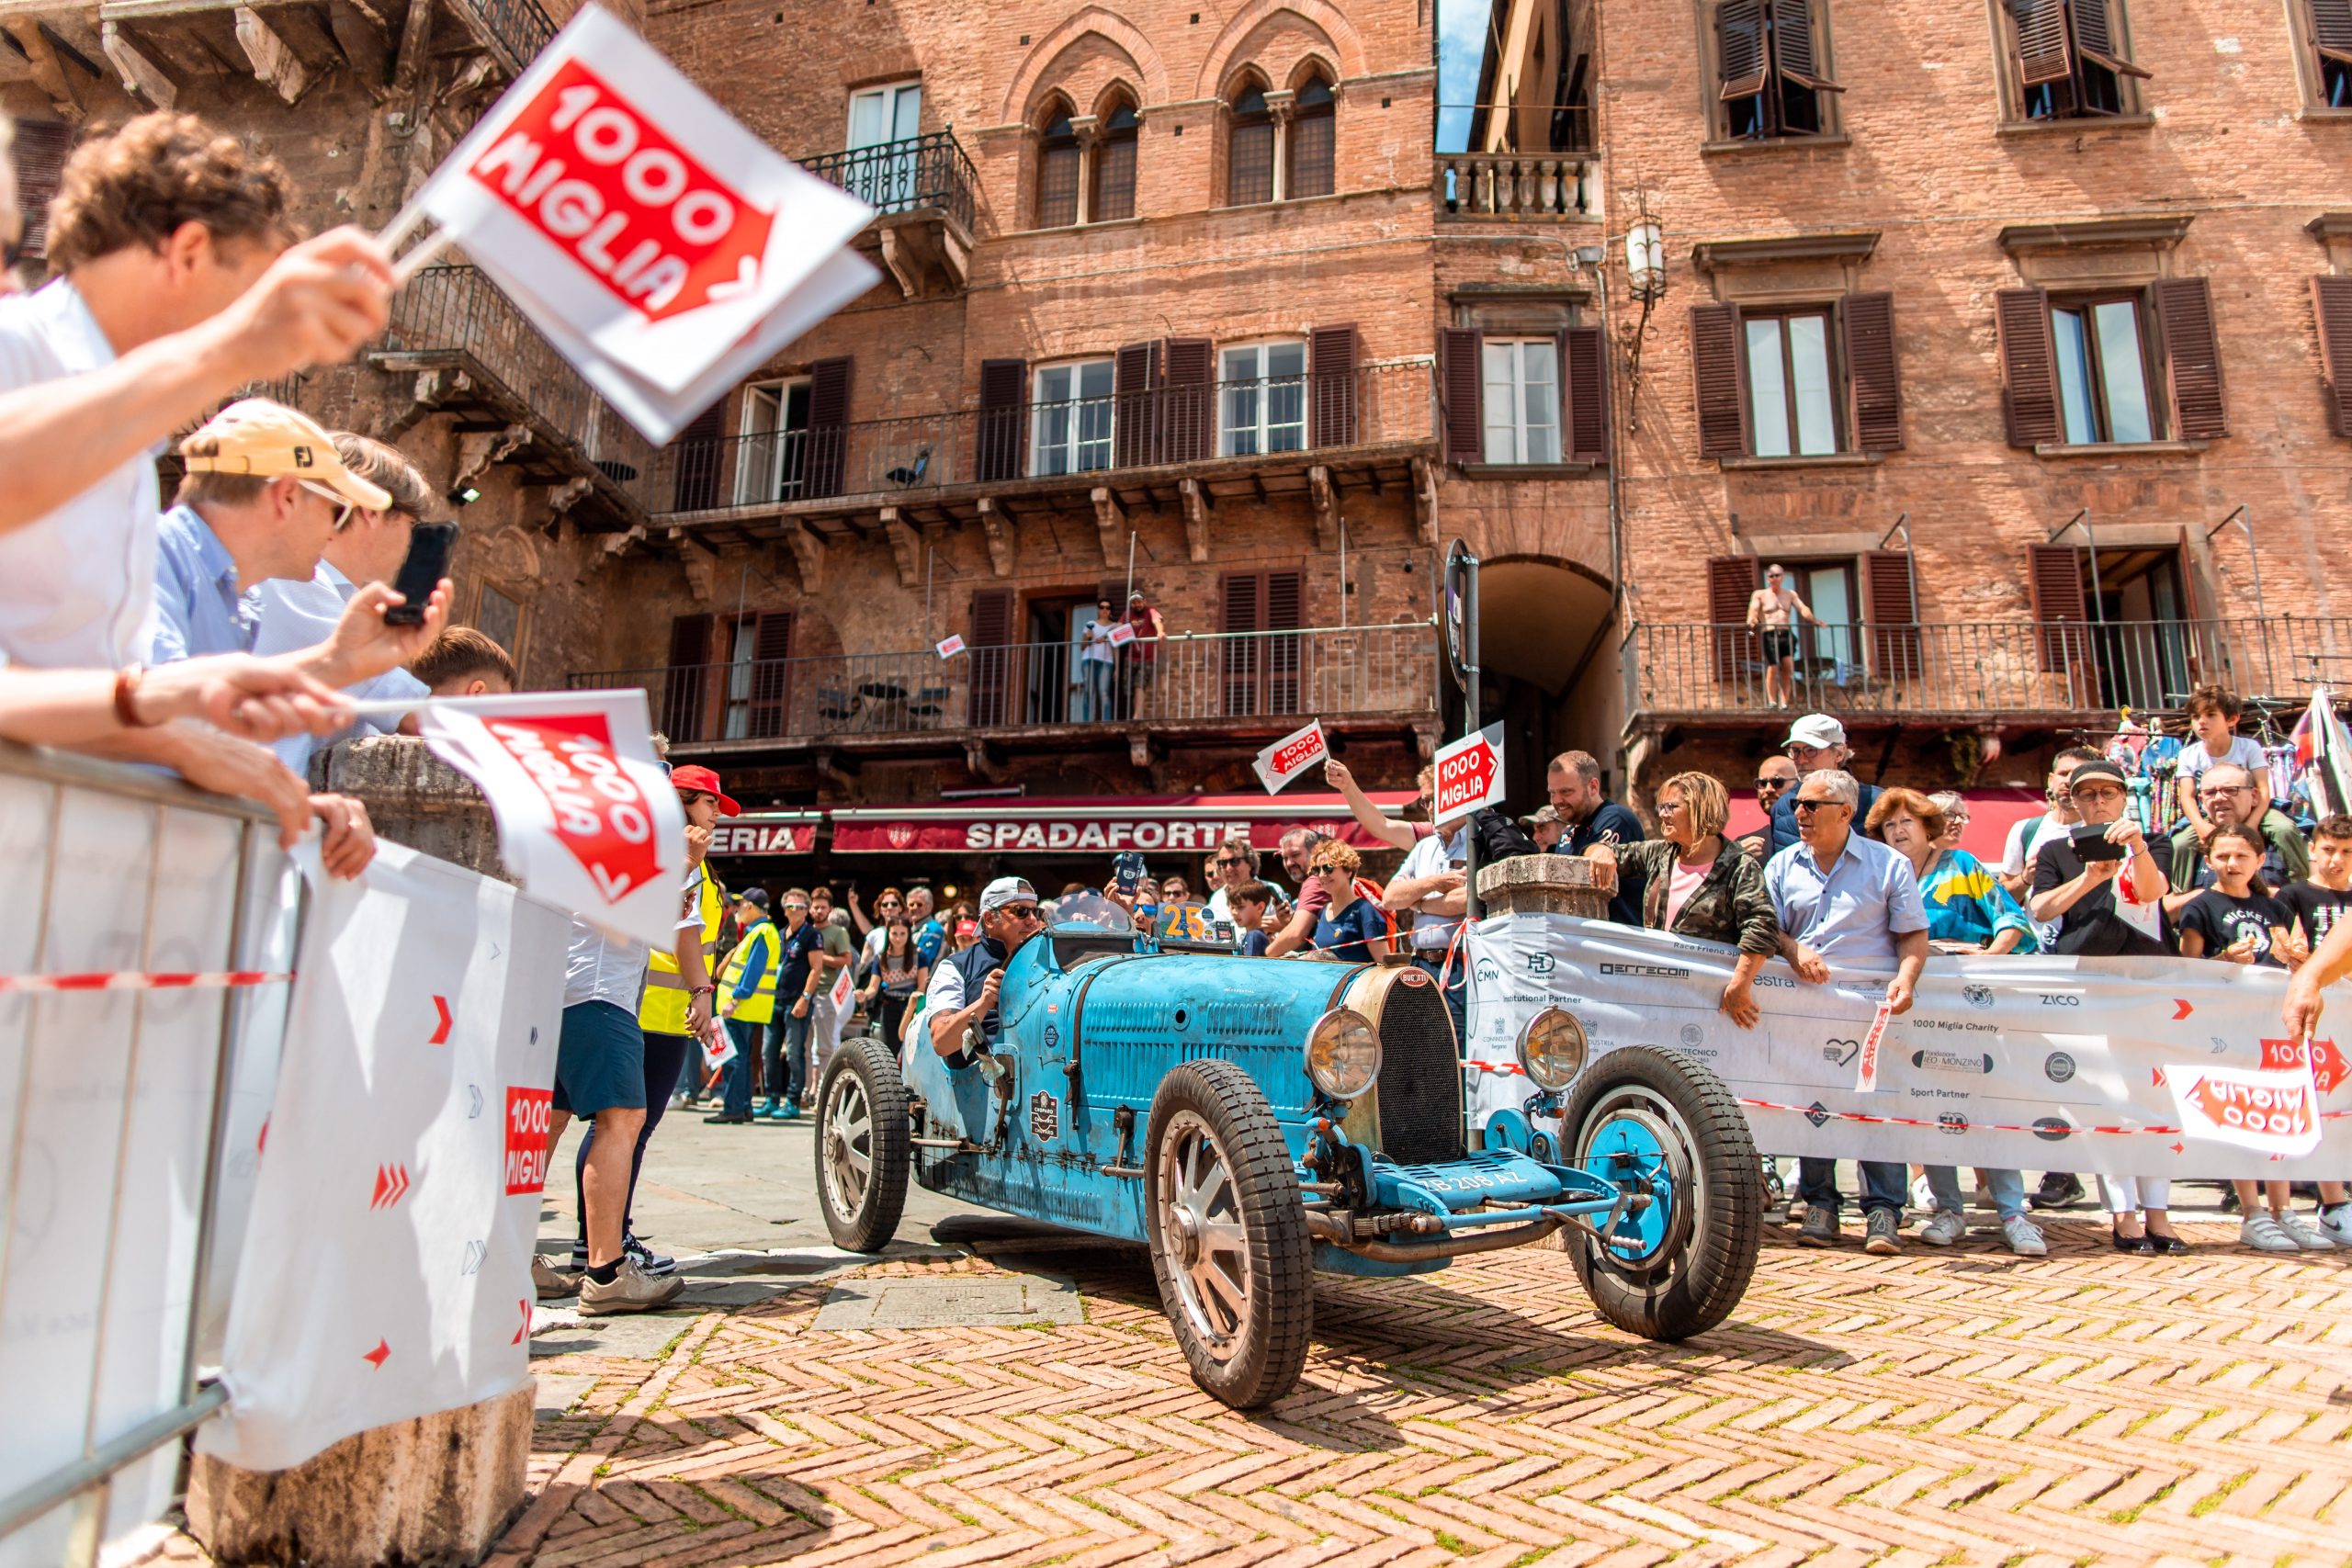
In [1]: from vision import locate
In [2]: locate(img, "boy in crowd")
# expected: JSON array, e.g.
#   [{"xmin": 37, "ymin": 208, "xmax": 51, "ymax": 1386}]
[
  {"xmin": 409, "ymin": 626, "xmax": 516, "ymax": 695},
  {"xmin": 2172, "ymin": 684, "xmax": 2271, "ymax": 845},
  {"xmin": 1232, "ymin": 882, "xmax": 1275, "ymax": 955}
]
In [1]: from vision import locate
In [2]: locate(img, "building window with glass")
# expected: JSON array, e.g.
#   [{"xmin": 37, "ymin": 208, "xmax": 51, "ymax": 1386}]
[
  {"xmin": 1032, "ymin": 360, "xmax": 1114, "ymax": 476},
  {"xmin": 2050, "ymin": 297, "xmax": 2154, "ymax": 445},
  {"xmin": 1227, "ymin": 84, "xmax": 1275, "ymax": 205},
  {"xmin": 1036, "ymin": 107, "xmax": 1080, "ymax": 228},
  {"xmin": 1743, "ymin": 310, "xmax": 1839, "ymax": 457},
  {"xmin": 1092, "ymin": 100, "xmax": 1139, "ymax": 220},
  {"xmin": 2002, "ymin": 0, "xmax": 2149, "ymax": 122},
  {"xmin": 845, "ymin": 80, "xmax": 922, "ymax": 209},
  {"xmin": 1219, "ymin": 342, "xmax": 1307, "ymax": 456},
  {"xmin": 1288, "ymin": 77, "xmax": 1336, "ymax": 197},
  {"xmin": 1480, "ymin": 338, "xmax": 1561, "ymax": 464},
  {"xmin": 737, "ymin": 378, "xmax": 811, "ymax": 504}
]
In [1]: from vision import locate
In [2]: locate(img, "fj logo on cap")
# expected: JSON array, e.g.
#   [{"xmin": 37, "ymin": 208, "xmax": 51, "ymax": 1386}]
[{"xmin": 292, "ymin": 446, "xmax": 314, "ymax": 468}]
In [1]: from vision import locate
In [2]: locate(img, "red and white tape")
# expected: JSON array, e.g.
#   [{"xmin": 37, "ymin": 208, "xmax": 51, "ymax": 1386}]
[
  {"xmin": 0, "ymin": 969, "xmax": 294, "ymax": 995},
  {"xmin": 1732, "ymin": 1093, "xmax": 2352, "ymax": 1137}
]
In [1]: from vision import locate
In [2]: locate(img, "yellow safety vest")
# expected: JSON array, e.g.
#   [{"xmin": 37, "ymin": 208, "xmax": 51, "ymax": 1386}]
[
  {"xmin": 640, "ymin": 862, "xmax": 723, "ymax": 1034},
  {"xmin": 715, "ymin": 919, "xmax": 782, "ymax": 1025}
]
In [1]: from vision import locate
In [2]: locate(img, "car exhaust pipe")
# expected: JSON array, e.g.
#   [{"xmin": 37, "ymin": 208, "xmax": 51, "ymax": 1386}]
[
  {"xmin": 1343, "ymin": 1215, "xmax": 1567, "ymax": 1263},
  {"xmin": 1303, "ymin": 1211, "xmax": 1352, "ymax": 1246}
]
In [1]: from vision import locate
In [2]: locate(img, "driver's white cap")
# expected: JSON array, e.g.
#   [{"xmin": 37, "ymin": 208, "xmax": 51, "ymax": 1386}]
[{"xmin": 979, "ymin": 876, "xmax": 1037, "ymax": 913}]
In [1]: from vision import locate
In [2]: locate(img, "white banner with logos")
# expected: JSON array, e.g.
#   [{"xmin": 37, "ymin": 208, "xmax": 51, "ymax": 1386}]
[
  {"xmin": 197, "ymin": 841, "xmax": 568, "ymax": 1472},
  {"xmin": 1464, "ymin": 912, "xmax": 2352, "ymax": 1179}
]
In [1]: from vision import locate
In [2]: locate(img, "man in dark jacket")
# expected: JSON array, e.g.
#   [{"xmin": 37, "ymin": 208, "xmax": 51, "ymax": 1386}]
[
  {"xmin": 923, "ymin": 876, "xmax": 1047, "ymax": 1066},
  {"xmin": 1549, "ymin": 750, "xmax": 1647, "ymax": 924}
]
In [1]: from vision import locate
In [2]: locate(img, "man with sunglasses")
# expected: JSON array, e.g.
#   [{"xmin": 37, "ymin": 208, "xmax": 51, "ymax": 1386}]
[
  {"xmin": 1736, "ymin": 755, "xmax": 1800, "ymax": 862},
  {"xmin": 924, "ymin": 877, "xmax": 1047, "ymax": 1066},
  {"xmin": 1766, "ymin": 715, "xmax": 1883, "ymax": 856}
]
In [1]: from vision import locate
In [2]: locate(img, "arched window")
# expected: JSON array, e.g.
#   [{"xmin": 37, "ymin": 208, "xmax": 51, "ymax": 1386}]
[
  {"xmin": 1036, "ymin": 106, "xmax": 1080, "ymax": 228},
  {"xmin": 1091, "ymin": 100, "xmax": 1139, "ymax": 221},
  {"xmin": 1227, "ymin": 84, "xmax": 1274, "ymax": 206},
  {"xmin": 1288, "ymin": 76, "xmax": 1335, "ymax": 198}
]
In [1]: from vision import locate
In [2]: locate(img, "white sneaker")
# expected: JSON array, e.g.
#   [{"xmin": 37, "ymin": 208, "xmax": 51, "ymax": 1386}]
[
  {"xmin": 2319, "ymin": 1205, "xmax": 2352, "ymax": 1247},
  {"xmin": 1909, "ymin": 1174, "xmax": 1936, "ymax": 1213},
  {"xmin": 2278, "ymin": 1213, "xmax": 2339, "ymax": 1251},
  {"xmin": 1917, "ymin": 1210, "xmax": 1967, "ymax": 1247},
  {"xmin": 2240, "ymin": 1213, "xmax": 2301, "ymax": 1252},
  {"xmin": 2000, "ymin": 1215, "xmax": 2047, "ymax": 1257}
]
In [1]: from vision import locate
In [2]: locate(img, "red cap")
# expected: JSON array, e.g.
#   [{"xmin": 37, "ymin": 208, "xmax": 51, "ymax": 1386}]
[
  {"xmin": 954, "ymin": 919, "xmax": 978, "ymax": 937},
  {"xmin": 669, "ymin": 763, "xmax": 741, "ymax": 817}
]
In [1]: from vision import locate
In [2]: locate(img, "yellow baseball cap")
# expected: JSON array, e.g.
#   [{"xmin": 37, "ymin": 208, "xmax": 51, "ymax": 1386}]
[{"xmin": 179, "ymin": 400, "xmax": 392, "ymax": 511}]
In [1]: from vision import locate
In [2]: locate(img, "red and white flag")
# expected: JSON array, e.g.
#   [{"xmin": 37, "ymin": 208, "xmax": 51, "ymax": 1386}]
[
  {"xmin": 411, "ymin": 688, "xmax": 685, "ymax": 950},
  {"xmin": 1107, "ymin": 621, "xmax": 1137, "ymax": 648},
  {"xmin": 1252, "ymin": 720, "xmax": 1328, "ymax": 795},
  {"xmin": 408, "ymin": 5, "xmax": 878, "ymax": 440},
  {"xmin": 830, "ymin": 959, "xmax": 855, "ymax": 1012},
  {"xmin": 935, "ymin": 634, "xmax": 966, "ymax": 659},
  {"xmin": 2169, "ymin": 1060, "xmax": 2323, "ymax": 1157}
]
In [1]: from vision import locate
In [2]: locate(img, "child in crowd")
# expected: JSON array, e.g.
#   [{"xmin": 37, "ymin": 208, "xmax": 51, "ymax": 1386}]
[
  {"xmin": 408, "ymin": 626, "xmax": 517, "ymax": 696},
  {"xmin": 1232, "ymin": 881, "xmax": 1274, "ymax": 956},
  {"xmin": 2173, "ymin": 684, "xmax": 2270, "ymax": 842}
]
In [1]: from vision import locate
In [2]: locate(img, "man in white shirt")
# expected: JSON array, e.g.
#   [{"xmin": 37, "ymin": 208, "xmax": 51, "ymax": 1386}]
[{"xmin": 1383, "ymin": 809, "xmax": 1476, "ymax": 1044}]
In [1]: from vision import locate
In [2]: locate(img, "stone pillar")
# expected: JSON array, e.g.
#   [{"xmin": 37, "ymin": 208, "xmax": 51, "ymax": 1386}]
[
  {"xmin": 1475, "ymin": 852, "xmax": 1610, "ymax": 919},
  {"xmin": 189, "ymin": 736, "xmax": 532, "ymax": 1568}
]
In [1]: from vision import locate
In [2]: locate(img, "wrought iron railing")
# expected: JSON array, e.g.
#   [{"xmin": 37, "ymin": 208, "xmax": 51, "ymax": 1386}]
[
  {"xmin": 453, "ymin": 0, "xmax": 557, "ymax": 71},
  {"xmin": 1623, "ymin": 618, "xmax": 2352, "ymax": 717},
  {"xmin": 381, "ymin": 265, "xmax": 655, "ymax": 500},
  {"xmin": 570, "ymin": 623, "xmax": 1439, "ymax": 745},
  {"xmin": 797, "ymin": 130, "xmax": 977, "ymax": 233},
  {"xmin": 650, "ymin": 360, "xmax": 1436, "ymax": 516},
  {"xmin": 1435, "ymin": 147, "xmax": 1597, "ymax": 219}
]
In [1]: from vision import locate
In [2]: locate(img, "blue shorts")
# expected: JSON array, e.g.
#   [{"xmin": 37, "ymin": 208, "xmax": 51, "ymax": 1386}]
[{"xmin": 554, "ymin": 1000, "xmax": 647, "ymax": 1117}]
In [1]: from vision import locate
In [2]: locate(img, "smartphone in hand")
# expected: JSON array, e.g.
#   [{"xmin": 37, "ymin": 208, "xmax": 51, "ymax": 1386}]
[
  {"xmin": 1113, "ymin": 851, "xmax": 1147, "ymax": 896},
  {"xmin": 385, "ymin": 522, "xmax": 458, "ymax": 626}
]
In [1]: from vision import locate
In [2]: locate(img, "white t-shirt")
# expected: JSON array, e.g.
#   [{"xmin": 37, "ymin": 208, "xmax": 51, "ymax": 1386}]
[
  {"xmin": 0, "ymin": 279, "xmax": 161, "ymax": 668},
  {"xmin": 1999, "ymin": 811, "xmax": 2074, "ymax": 878},
  {"xmin": 1396, "ymin": 826, "xmax": 1468, "ymax": 951},
  {"xmin": 565, "ymin": 919, "xmax": 650, "ymax": 1012},
  {"xmin": 2177, "ymin": 735, "xmax": 2267, "ymax": 788},
  {"xmin": 252, "ymin": 561, "xmax": 432, "ymax": 779}
]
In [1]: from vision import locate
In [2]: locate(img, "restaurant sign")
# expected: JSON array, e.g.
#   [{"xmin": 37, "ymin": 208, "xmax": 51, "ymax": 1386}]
[
  {"xmin": 829, "ymin": 794, "xmax": 1407, "ymax": 855},
  {"xmin": 706, "ymin": 814, "xmax": 817, "ymax": 855}
]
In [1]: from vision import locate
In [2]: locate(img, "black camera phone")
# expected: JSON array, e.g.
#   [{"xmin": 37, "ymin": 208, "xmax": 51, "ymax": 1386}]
[
  {"xmin": 2070, "ymin": 821, "xmax": 2129, "ymax": 862},
  {"xmin": 385, "ymin": 522, "xmax": 458, "ymax": 626},
  {"xmin": 1112, "ymin": 851, "xmax": 1147, "ymax": 895}
]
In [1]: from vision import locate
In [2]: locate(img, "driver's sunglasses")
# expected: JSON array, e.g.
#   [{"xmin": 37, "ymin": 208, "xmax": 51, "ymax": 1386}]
[
  {"xmin": 1000, "ymin": 903, "xmax": 1041, "ymax": 920},
  {"xmin": 1791, "ymin": 798, "xmax": 1838, "ymax": 814}
]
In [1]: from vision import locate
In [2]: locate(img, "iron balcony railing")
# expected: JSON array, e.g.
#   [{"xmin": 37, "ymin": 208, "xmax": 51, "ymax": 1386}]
[
  {"xmin": 570, "ymin": 623, "xmax": 1439, "ymax": 746},
  {"xmin": 448, "ymin": 0, "xmax": 557, "ymax": 73},
  {"xmin": 650, "ymin": 360, "xmax": 1436, "ymax": 517},
  {"xmin": 382, "ymin": 264, "xmax": 654, "ymax": 501},
  {"xmin": 1624, "ymin": 617, "xmax": 2352, "ymax": 717},
  {"xmin": 797, "ymin": 130, "xmax": 977, "ymax": 234}
]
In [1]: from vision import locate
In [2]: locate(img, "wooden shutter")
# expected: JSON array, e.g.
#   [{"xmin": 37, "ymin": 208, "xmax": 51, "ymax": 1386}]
[
  {"xmin": 804, "ymin": 357, "xmax": 852, "ymax": 498},
  {"xmin": 1439, "ymin": 327, "xmax": 1484, "ymax": 464},
  {"xmin": 1263, "ymin": 569, "xmax": 1304, "ymax": 715},
  {"xmin": 1114, "ymin": 340, "xmax": 1161, "ymax": 468},
  {"xmin": 668, "ymin": 402, "xmax": 724, "ymax": 513},
  {"xmin": 1770, "ymin": 0, "xmax": 1842, "ymax": 90},
  {"xmin": 1706, "ymin": 556, "xmax": 1760, "ymax": 681},
  {"xmin": 746, "ymin": 611, "xmax": 794, "ymax": 739},
  {"xmin": 1995, "ymin": 288, "xmax": 2061, "ymax": 447},
  {"xmin": 1221, "ymin": 570, "xmax": 1263, "ymax": 716},
  {"xmin": 1861, "ymin": 550, "xmax": 1920, "ymax": 680},
  {"xmin": 2313, "ymin": 275, "xmax": 2352, "ymax": 437},
  {"xmin": 966, "ymin": 587, "xmax": 1016, "ymax": 728},
  {"xmin": 1717, "ymin": 0, "xmax": 1769, "ymax": 98},
  {"xmin": 1842, "ymin": 292, "xmax": 1904, "ymax": 452},
  {"xmin": 2067, "ymin": 0, "xmax": 2151, "ymax": 77},
  {"xmin": 9, "ymin": 120, "xmax": 71, "ymax": 260},
  {"xmin": 2009, "ymin": 0, "xmax": 2074, "ymax": 86},
  {"xmin": 2313, "ymin": 0, "xmax": 2352, "ymax": 65},
  {"xmin": 663, "ymin": 614, "xmax": 714, "ymax": 741},
  {"xmin": 1309, "ymin": 322, "xmax": 1361, "ymax": 447},
  {"xmin": 976, "ymin": 357, "xmax": 1027, "ymax": 482},
  {"xmin": 1218, "ymin": 570, "xmax": 1304, "ymax": 716},
  {"xmin": 1690, "ymin": 303, "xmax": 1746, "ymax": 458},
  {"xmin": 1161, "ymin": 337, "xmax": 1215, "ymax": 462},
  {"xmin": 1563, "ymin": 323, "xmax": 1609, "ymax": 464},
  {"xmin": 2026, "ymin": 543, "xmax": 2088, "ymax": 672},
  {"xmin": 2153, "ymin": 277, "xmax": 2226, "ymax": 441}
]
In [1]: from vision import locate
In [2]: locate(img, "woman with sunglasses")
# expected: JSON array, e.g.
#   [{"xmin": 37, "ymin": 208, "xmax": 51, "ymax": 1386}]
[
  {"xmin": 858, "ymin": 916, "xmax": 928, "ymax": 1051},
  {"xmin": 1306, "ymin": 841, "xmax": 1393, "ymax": 964}
]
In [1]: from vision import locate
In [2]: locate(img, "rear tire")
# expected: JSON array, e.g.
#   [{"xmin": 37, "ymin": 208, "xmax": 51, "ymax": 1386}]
[
  {"xmin": 1560, "ymin": 1045, "xmax": 1761, "ymax": 1341},
  {"xmin": 1144, "ymin": 1059, "xmax": 1313, "ymax": 1409},
  {"xmin": 814, "ymin": 1035, "xmax": 910, "ymax": 1252}
]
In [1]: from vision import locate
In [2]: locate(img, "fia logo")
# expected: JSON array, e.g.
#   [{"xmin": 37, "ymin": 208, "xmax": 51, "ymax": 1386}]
[{"xmin": 1937, "ymin": 1111, "xmax": 1970, "ymax": 1135}]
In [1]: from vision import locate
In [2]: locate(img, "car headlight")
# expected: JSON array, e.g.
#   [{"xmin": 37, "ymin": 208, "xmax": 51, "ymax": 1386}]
[
  {"xmin": 1304, "ymin": 1008, "xmax": 1381, "ymax": 1100},
  {"xmin": 1515, "ymin": 1006, "xmax": 1588, "ymax": 1092}
]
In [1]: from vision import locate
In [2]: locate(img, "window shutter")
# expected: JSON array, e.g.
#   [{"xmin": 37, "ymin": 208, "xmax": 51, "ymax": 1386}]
[
  {"xmin": 2008, "ymin": 0, "xmax": 2075, "ymax": 86},
  {"xmin": 976, "ymin": 357, "xmax": 1027, "ymax": 482},
  {"xmin": 1842, "ymin": 292, "xmax": 1904, "ymax": 452},
  {"xmin": 1439, "ymin": 327, "xmax": 1484, "ymax": 464},
  {"xmin": 747, "ymin": 611, "xmax": 794, "ymax": 739},
  {"xmin": 2026, "ymin": 544, "xmax": 2088, "ymax": 673},
  {"xmin": 1562, "ymin": 324, "xmax": 1608, "ymax": 463},
  {"xmin": 668, "ymin": 401, "xmax": 725, "ymax": 513},
  {"xmin": 2313, "ymin": 0, "xmax": 2352, "ymax": 64},
  {"xmin": 1716, "ymin": 0, "xmax": 1769, "ymax": 98},
  {"xmin": 1995, "ymin": 288, "xmax": 2060, "ymax": 447},
  {"xmin": 2313, "ymin": 275, "xmax": 2352, "ymax": 437},
  {"xmin": 1770, "ymin": 0, "xmax": 1842, "ymax": 90},
  {"xmin": 1706, "ymin": 556, "xmax": 1760, "ymax": 682},
  {"xmin": 9, "ymin": 120, "xmax": 71, "ymax": 260},
  {"xmin": 1221, "ymin": 570, "xmax": 1264, "ymax": 716},
  {"xmin": 1263, "ymin": 569, "xmax": 1304, "ymax": 714},
  {"xmin": 804, "ymin": 357, "xmax": 852, "ymax": 498},
  {"xmin": 967, "ymin": 587, "xmax": 1016, "ymax": 728},
  {"xmin": 2067, "ymin": 0, "xmax": 2151, "ymax": 78},
  {"xmin": 1690, "ymin": 303, "xmax": 1747, "ymax": 458},
  {"xmin": 2153, "ymin": 276, "xmax": 2227, "ymax": 441},
  {"xmin": 663, "ymin": 614, "xmax": 714, "ymax": 741},
  {"xmin": 1309, "ymin": 322, "xmax": 1361, "ymax": 447},
  {"xmin": 1862, "ymin": 550, "xmax": 1920, "ymax": 681},
  {"xmin": 1161, "ymin": 337, "xmax": 1215, "ymax": 462},
  {"xmin": 1114, "ymin": 340, "xmax": 1162, "ymax": 468}
]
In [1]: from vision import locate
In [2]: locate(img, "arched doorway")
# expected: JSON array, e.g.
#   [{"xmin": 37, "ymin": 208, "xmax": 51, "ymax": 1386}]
[{"xmin": 1458, "ymin": 557, "xmax": 1619, "ymax": 805}]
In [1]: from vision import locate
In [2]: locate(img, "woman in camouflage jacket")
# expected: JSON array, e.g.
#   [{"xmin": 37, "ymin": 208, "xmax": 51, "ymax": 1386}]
[{"xmin": 1587, "ymin": 771, "xmax": 1781, "ymax": 1028}]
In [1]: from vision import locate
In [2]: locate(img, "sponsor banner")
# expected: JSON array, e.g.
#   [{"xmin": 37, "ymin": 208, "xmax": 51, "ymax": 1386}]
[
  {"xmin": 199, "ymin": 840, "xmax": 567, "ymax": 1472},
  {"xmin": 1251, "ymin": 720, "xmax": 1328, "ymax": 795},
  {"xmin": 1464, "ymin": 911, "xmax": 2352, "ymax": 1177},
  {"xmin": 1433, "ymin": 723, "xmax": 1504, "ymax": 820},
  {"xmin": 829, "ymin": 792, "xmax": 1414, "ymax": 855}
]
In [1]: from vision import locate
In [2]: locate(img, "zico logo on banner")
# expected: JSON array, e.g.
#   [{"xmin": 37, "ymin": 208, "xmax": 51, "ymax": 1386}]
[{"xmin": 504, "ymin": 1088, "xmax": 554, "ymax": 1195}]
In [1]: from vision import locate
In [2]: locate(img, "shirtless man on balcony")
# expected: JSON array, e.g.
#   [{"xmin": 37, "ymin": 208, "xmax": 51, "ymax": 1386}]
[{"xmin": 1747, "ymin": 565, "xmax": 1821, "ymax": 711}]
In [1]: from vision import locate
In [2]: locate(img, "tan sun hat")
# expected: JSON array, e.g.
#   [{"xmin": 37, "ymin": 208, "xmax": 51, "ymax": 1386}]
[{"xmin": 179, "ymin": 400, "xmax": 392, "ymax": 511}]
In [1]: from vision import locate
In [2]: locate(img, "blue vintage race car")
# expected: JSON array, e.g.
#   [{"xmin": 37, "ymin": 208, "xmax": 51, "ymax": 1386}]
[{"xmin": 811, "ymin": 919, "xmax": 1762, "ymax": 1409}]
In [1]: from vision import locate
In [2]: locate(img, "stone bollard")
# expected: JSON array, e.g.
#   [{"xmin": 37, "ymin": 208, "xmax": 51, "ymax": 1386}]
[
  {"xmin": 1475, "ymin": 852, "xmax": 1610, "ymax": 919},
  {"xmin": 187, "ymin": 736, "xmax": 533, "ymax": 1568}
]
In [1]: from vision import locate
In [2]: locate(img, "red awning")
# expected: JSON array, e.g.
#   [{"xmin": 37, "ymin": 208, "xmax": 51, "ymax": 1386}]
[
  {"xmin": 829, "ymin": 792, "xmax": 1417, "ymax": 855},
  {"xmin": 1724, "ymin": 785, "xmax": 2050, "ymax": 863}
]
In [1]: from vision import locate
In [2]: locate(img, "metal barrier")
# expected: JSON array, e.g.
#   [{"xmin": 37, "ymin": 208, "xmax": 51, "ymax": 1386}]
[{"xmin": 0, "ymin": 744, "xmax": 299, "ymax": 1568}]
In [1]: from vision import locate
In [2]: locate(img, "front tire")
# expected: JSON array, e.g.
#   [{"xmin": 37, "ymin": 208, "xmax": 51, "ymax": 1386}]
[
  {"xmin": 814, "ymin": 1035, "xmax": 910, "ymax": 1252},
  {"xmin": 1560, "ymin": 1045, "xmax": 1761, "ymax": 1341},
  {"xmin": 1144, "ymin": 1059, "xmax": 1313, "ymax": 1409}
]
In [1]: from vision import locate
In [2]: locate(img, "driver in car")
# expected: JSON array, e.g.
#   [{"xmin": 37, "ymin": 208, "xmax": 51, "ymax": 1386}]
[{"xmin": 923, "ymin": 875, "xmax": 1048, "ymax": 1066}]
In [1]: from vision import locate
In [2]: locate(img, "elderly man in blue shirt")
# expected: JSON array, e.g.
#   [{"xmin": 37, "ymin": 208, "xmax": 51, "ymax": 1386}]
[{"xmin": 1766, "ymin": 766, "xmax": 1928, "ymax": 1256}]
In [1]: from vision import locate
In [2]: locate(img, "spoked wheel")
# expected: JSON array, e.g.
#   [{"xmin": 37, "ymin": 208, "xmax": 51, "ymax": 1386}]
[
  {"xmin": 1144, "ymin": 1059, "xmax": 1312, "ymax": 1409},
  {"xmin": 814, "ymin": 1035, "xmax": 910, "ymax": 1252},
  {"xmin": 1559, "ymin": 1045, "xmax": 1761, "ymax": 1340}
]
